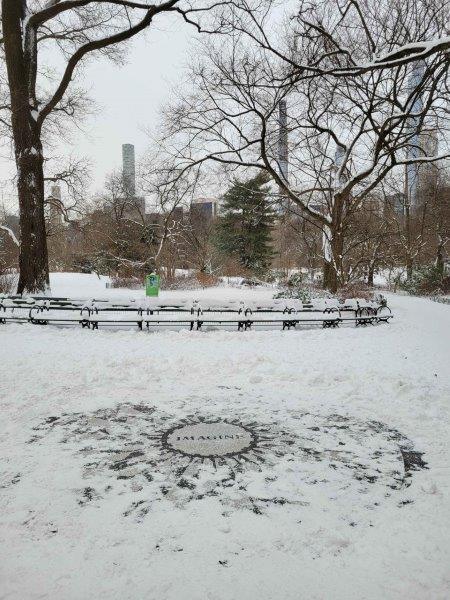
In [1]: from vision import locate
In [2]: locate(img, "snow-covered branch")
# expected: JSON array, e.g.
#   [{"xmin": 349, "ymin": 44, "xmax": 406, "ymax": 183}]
[{"xmin": 0, "ymin": 225, "xmax": 20, "ymax": 247}]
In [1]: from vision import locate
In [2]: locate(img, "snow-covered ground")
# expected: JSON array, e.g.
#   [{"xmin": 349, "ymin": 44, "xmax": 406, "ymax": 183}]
[
  {"xmin": 47, "ymin": 271, "xmax": 278, "ymax": 304},
  {"xmin": 1, "ymin": 281, "xmax": 449, "ymax": 600}
]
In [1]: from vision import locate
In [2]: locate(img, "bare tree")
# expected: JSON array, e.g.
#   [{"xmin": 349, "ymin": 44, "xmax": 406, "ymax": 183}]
[
  {"xmin": 80, "ymin": 160, "xmax": 202, "ymax": 277},
  {"xmin": 227, "ymin": 0, "xmax": 450, "ymax": 77},
  {"xmin": 0, "ymin": 0, "xmax": 228, "ymax": 293},
  {"xmin": 161, "ymin": 1, "xmax": 449, "ymax": 290},
  {"xmin": 382, "ymin": 162, "xmax": 450, "ymax": 279}
]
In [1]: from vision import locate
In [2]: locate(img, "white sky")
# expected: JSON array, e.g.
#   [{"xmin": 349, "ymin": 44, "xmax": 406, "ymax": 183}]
[{"xmin": 0, "ymin": 13, "xmax": 193, "ymax": 207}]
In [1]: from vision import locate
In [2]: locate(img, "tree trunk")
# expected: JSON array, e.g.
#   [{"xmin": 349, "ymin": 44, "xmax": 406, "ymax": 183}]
[
  {"xmin": 323, "ymin": 260, "xmax": 337, "ymax": 292},
  {"xmin": 404, "ymin": 202, "xmax": 414, "ymax": 282},
  {"xmin": 436, "ymin": 238, "xmax": 444, "ymax": 274},
  {"xmin": 367, "ymin": 264, "xmax": 375, "ymax": 287},
  {"xmin": 322, "ymin": 201, "xmax": 345, "ymax": 293},
  {"xmin": 16, "ymin": 144, "xmax": 49, "ymax": 294},
  {"xmin": 322, "ymin": 191, "xmax": 347, "ymax": 293},
  {"xmin": 2, "ymin": 0, "xmax": 50, "ymax": 294},
  {"xmin": 406, "ymin": 255, "xmax": 413, "ymax": 281}
]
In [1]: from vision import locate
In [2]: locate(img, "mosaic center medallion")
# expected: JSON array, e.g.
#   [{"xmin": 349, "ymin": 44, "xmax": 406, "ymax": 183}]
[{"xmin": 163, "ymin": 421, "xmax": 257, "ymax": 458}]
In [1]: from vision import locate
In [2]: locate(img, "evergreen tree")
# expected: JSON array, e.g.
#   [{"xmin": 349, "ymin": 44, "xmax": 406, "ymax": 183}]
[{"xmin": 216, "ymin": 173, "xmax": 275, "ymax": 275}]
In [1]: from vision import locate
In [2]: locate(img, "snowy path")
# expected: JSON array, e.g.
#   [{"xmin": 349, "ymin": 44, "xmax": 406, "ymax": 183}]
[{"xmin": 0, "ymin": 294, "xmax": 449, "ymax": 600}]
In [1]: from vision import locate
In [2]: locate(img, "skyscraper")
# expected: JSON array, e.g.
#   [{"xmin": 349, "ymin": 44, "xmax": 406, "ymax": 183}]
[
  {"xmin": 190, "ymin": 198, "xmax": 218, "ymax": 220},
  {"xmin": 48, "ymin": 185, "xmax": 63, "ymax": 225},
  {"xmin": 122, "ymin": 143, "xmax": 136, "ymax": 197},
  {"xmin": 278, "ymin": 99, "xmax": 288, "ymax": 185},
  {"xmin": 405, "ymin": 61, "xmax": 426, "ymax": 209}
]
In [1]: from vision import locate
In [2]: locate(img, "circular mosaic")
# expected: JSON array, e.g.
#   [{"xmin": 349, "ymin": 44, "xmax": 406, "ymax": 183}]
[
  {"xmin": 163, "ymin": 421, "xmax": 257, "ymax": 458},
  {"xmin": 29, "ymin": 405, "xmax": 428, "ymax": 521}
]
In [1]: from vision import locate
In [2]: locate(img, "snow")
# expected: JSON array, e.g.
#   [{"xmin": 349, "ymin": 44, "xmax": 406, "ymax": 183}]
[
  {"xmin": 0, "ymin": 225, "xmax": 20, "ymax": 247},
  {"xmin": 48, "ymin": 272, "xmax": 278, "ymax": 304},
  {"xmin": 1, "ymin": 284, "xmax": 449, "ymax": 600},
  {"xmin": 50, "ymin": 272, "xmax": 112, "ymax": 298}
]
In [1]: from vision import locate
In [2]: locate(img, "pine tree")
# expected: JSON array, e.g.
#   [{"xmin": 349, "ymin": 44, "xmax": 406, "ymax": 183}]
[{"xmin": 216, "ymin": 173, "xmax": 275, "ymax": 275}]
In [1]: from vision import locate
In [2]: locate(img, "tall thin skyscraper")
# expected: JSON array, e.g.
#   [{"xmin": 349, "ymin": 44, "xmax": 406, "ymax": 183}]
[
  {"xmin": 122, "ymin": 143, "xmax": 136, "ymax": 197},
  {"xmin": 49, "ymin": 185, "xmax": 63, "ymax": 225},
  {"xmin": 278, "ymin": 99, "xmax": 288, "ymax": 185},
  {"xmin": 406, "ymin": 61, "xmax": 425, "ymax": 209},
  {"xmin": 334, "ymin": 145, "xmax": 346, "ymax": 187}
]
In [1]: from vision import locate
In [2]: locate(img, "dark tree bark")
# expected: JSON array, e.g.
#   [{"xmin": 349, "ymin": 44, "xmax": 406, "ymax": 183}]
[
  {"xmin": 322, "ymin": 235, "xmax": 343, "ymax": 293},
  {"xmin": 2, "ymin": 0, "xmax": 49, "ymax": 293},
  {"xmin": 322, "ymin": 194, "xmax": 346, "ymax": 293},
  {"xmin": 436, "ymin": 242, "xmax": 444, "ymax": 273}
]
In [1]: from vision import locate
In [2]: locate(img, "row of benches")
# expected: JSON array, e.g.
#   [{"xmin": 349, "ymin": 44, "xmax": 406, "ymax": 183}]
[
  {"xmin": 0, "ymin": 294, "xmax": 385, "ymax": 312},
  {"xmin": 0, "ymin": 300, "xmax": 392, "ymax": 331}
]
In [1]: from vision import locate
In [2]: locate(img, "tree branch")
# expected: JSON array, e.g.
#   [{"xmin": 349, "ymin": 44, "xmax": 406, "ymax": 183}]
[
  {"xmin": 0, "ymin": 225, "xmax": 20, "ymax": 247},
  {"xmin": 37, "ymin": 0, "xmax": 179, "ymax": 125}
]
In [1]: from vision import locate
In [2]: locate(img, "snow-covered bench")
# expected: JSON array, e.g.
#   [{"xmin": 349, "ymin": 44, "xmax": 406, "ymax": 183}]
[
  {"xmin": 196, "ymin": 313, "xmax": 343, "ymax": 331},
  {"xmin": 0, "ymin": 295, "xmax": 393, "ymax": 330},
  {"xmin": 28, "ymin": 305, "xmax": 90, "ymax": 327},
  {"xmin": 0, "ymin": 299, "xmax": 34, "ymax": 323}
]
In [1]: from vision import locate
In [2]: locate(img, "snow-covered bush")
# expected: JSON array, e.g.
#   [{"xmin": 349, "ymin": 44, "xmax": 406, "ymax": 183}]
[
  {"xmin": 109, "ymin": 276, "xmax": 142, "ymax": 290},
  {"xmin": 162, "ymin": 272, "xmax": 219, "ymax": 290},
  {"xmin": 274, "ymin": 280, "xmax": 378, "ymax": 303},
  {"xmin": 263, "ymin": 269, "xmax": 288, "ymax": 285},
  {"xmin": 240, "ymin": 277, "xmax": 266, "ymax": 287},
  {"xmin": 274, "ymin": 284, "xmax": 333, "ymax": 303},
  {"xmin": 336, "ymin": 283, "xmax": 374, "ymax": 302},
  {"xmin": 401, "ymin": 265, "xmax": 450, "ymax": 296},
  {"xmin": 286, "ymin": 272, "xmax": 303, "ymax": 288},
  {"xmin": 273, "ymin": 287, "xmax": 313, "ymax": 303}
]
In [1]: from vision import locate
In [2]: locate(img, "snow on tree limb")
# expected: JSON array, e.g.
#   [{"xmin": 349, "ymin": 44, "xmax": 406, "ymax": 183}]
[
  {"xmin": 325, "ymin": 37, "xmax": 450, "ymax": 76},
  {"xmin": 0, "ymin": 225, "xmax": 20, "ymax": 247}
]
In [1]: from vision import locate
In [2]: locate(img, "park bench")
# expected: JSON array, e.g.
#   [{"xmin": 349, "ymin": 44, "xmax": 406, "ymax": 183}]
[
  {"xmin": 0, "ymin": 298, "xmax": 34, "ymax": 324},
  {"xmin": 28, "ymin": 305, "xmax": 90, "ymax": 327},
  {"xmin": 0, "ymin": 295, "xmax": 393, "ymax": 331}
]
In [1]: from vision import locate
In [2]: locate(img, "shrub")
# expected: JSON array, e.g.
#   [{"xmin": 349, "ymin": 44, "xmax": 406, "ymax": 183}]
[
  {"xmin": 286, "ymin": 272, "xmax": 303, "ymax": 288},
  {"xmin": 161, "ymin": 275, "xmax": 199, "ymax": 290},
  {"xmin": 161, "ymin": 272, "xmax": 220, "ymax": 290},
  {"xmin": 263, "ymin": 269, "xmax": 287, "ymax": 284},
  {"xmin": 401, "ymin": 264, "xmax": 449, "ymax": 296},
  {"xmin": 109, "ymin": 276, "xmax": 143, "ymax": 289},
  {"xmin": 274, "ymin": 280, "xmax": 378, "ymax": 303},
  {"xmin": 241, "ymin": 277, "xmax": 265, "ymax": 287},
  {"xmin": 195, "ymin": 272, "xmax": 219, "ymax": 288},
  {"xmin": 336, "ymin": 283, "xmax": 374, "ymax": 301},
  {"xmin": 273, "ymin": 286, "xmax": 312, "ymax": 303},
  {"xmin": 274, "ymin": 283, "xmax": 332, "ymax": 303}
]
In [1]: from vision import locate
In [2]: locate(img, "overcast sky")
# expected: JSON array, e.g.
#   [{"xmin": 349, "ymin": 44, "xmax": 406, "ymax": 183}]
[{"xmin": 0, "ymin": 13, "xmax": 193, "ymax": 207}]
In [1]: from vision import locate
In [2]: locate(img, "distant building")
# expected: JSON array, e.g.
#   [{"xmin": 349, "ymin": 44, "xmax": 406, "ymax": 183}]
[
  {"xmin": 417, "ymin": 128, "xmax": 439, "ymax": 193},
  {"xmin": 122, "ymin": 143, "xmax": 136, "ymax": 197},
  {"xmin": 387, "ymin": 192, "xmax": 407, "ymax": 216},
  {"xmin": 120, "ymin": 143, "xmax": 145, "ymax": 218},
  {"xmin": 406, "ymin": 122, "xmax": 439, "ymax": 210},
  {"xmin": 278, "ymin": 99, "xmax": 288, "ymax": 185},
  {"xmin": 190, "ymin": 198, "xmax": 218, "ymax": 220},
  {"xmin": 47, "ymin": 185, "xmax": 63, "ymax": 226},
  {"xmin": 66, "ymin": 220, "xmax": 82, "ymax": 246}
]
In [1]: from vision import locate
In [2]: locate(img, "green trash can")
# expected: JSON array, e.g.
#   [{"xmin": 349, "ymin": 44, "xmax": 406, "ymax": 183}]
[{"xmin": 145, "ymin": 273, "xmax": 160, "ymax": 297}]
